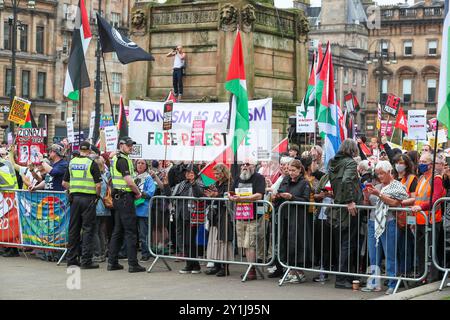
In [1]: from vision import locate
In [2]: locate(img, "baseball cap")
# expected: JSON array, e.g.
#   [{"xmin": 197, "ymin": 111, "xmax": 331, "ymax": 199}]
[
  {"xmin": 80, "ymin": 141, "xmax": 91, "ymax": 151},
  {"xmin": 119, "ymin": 136, "xmax": 136, "ymax": 145},
  {"xmin": 49, "ymin": 144, "xmax": 64, "ymax": 156}
]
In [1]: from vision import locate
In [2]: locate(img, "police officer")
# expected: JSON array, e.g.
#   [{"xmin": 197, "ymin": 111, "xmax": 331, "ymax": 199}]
[
  {"xmin": 0, "ymin": 155, "xmax": 20, "ymax": 257},
  {"xmin": 62, "ymin": 141, "xmax": 102, "ymax": 268},
  {"xmin": 107, "ymin": 136, "xmax": 146, "ymax": 273}
]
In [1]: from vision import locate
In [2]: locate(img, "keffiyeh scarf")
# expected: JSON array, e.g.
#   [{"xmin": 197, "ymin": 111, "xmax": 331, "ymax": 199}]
[{"xmin": 374, "ymin": 180, "xmax": 409, "ymax": 246}]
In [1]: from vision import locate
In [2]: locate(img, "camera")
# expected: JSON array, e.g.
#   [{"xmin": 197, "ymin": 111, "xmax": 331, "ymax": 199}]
[{"xmin": 173, "ymin": 47, "xmax": 178, "ymax": 51}]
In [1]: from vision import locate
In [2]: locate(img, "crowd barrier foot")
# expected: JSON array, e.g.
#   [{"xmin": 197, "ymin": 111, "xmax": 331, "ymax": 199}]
[
  {"xmin": 278, "ymin": 268, "xmax": 291, "ymax": 287},
  {"xmin": 147, "ymin": 256, "xmax": 172, "ymax": 273},
  {"xmin": 393, "ymin": 279, "xmax": 402, "ymax": 294},
  {"xmin": 439, "ymin": 270, "xmax": 449, "ymax": 291},
  {"xmin": 57, "ymin": 250, "xmax": 67, "ymax": 266}
]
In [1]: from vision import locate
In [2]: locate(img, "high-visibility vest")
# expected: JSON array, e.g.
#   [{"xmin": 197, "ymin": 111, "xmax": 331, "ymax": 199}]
[
  {"xmin": 68, "ymin": 157, "xmax": 96, "ymax": 194},
  {"xmin": 0, "ymin": 159, "xmax": 18, "ymax": 189},
  {"xmin": 401, "ymin": 174, "xmax": 417, "ymax": 197},
  {"xmin": 111, "ymin": 154, "xmax": 134, "ymax": 192},
  {"xmin": 414, "ymin": 174, "xmax": 443, "ymax": 225}
]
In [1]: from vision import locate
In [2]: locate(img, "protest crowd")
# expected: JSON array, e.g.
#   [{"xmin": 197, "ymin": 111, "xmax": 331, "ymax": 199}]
[{"xmin": 0, "ymin": 132, "xmax": 449, "ymax": 295}]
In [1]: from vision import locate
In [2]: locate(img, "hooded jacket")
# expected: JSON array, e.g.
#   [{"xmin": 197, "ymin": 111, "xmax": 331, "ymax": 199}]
[{"xmin": 328, "ymin": 151, "xmax": 363, "ymax": 205}]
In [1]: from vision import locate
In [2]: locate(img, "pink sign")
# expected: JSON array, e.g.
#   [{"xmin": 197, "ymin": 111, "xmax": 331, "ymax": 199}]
[
  {"xmin": 429, "ymin": 118, "xmax": 437, "ymax": 131},
  {"xmin": 381, "ymin": 120, "xmax": 393, "ymax": 136},
  {"xmin": 190, "ymin": 119, "xmax": 206, "ymax": 146}
]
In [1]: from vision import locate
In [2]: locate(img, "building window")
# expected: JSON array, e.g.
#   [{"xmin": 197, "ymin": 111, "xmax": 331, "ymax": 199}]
[
  {"xmin": 427, "ymin": 79, "xmax": 437, "ymax": 103},
  {"xmin": 362, "ymin": 73, "xmax": 366, "ymax": 87},
  {"xmin": 112, "ymin": 73, "xmax": 121, "ymax": 94},
  {"xmin": 380, "ymin": 40, "xmax": 389, "ymax": 57},
  {"xmin": 36, "ymin": 26, "xmax": 44, "ymax": 54},
  {"xmin": 111, "ymin": 12, "xmax": 121, "ymax": 28},
  {"xmin": 343, "ymin": 68, "xmax": 348, "ymax": 84},
  {"xmin": 381, "ymin": 79, "xmax": 388, "ymax": 104},
  {"xmin": 72, "ymin": 101, "xmax": 78, "ymax": 123},
  {"xmin": 352, "ymin": 70, "xmax": 357, "ymax": 86},
  {"xmin": 61, "ymin": 102, "xmax": 68, "ymax": 121},
  {"xmin": 22, "ymin": 70, "xmax": 30, "ymax": 98},
  {"xmin": 20, "ymin": 24, "xmax": 28, "ymax": 52},
  {"xmin": 37, "ymin": 72, "xmax": 46, "ymax": 98},
  {"xmin": 112, "ymin": 52, "xmax": 119, "ymax": 62},
  {"xmin": 361, "ymin": 93, "xmax": 366, "ymax": 108},
  {"xmin": 334, "ymin": 68, "xmax": 338, "ymax": 83},
  {"xmin": 3, "ymin": 21, "xmax": 11, "ymax": 50},
  {"xmin": 5, "ymin": 69, "xmax": 12, "ymax": 96},
  {"xmin": 63, "ymin": 34, "xmax": 69, "ymax": 54},
  {"xmin": 402, "ymin": 79, "xmax": 412, "ymax": 103},
  {"xmin": 428, "ymin": 40, "xmax": 437, "ymax": 55},
  {"xmin": 404, "ymin": 40, "xmax": 412, "ymax": 56},
  {"xmin": 112, "ymin": 104, "xmax": 120, "ymax": 123}
]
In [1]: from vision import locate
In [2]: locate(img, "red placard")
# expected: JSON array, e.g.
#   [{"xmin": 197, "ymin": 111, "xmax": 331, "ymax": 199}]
[
  {"xmin": 15, "ymin": 128, "xmax": 46, "ymax": 165},
  {"xmin": 190, "ymin": 118, "xmax": 206, "ymax": 146},
  {"xmin": 0, "ymin": 191, "xmax": 21, "ymax": 245},
  {"xmin": 383, "ymin": 94, "xmax": 400, "ymax": 116}
]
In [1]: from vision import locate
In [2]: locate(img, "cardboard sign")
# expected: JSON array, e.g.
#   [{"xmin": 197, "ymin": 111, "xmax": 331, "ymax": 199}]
[
  {"xmin": 408, "ymin": 110, "xmax": 427, "ymax": 141},
  {"xmin": 15, "ymin": 128, "xmax": 46, "ymax": 165},
  {"xmin": 427, "ymin": 129, "xmax": 448, "ymax": 145},
  {"xmin": 104, "ymin": 126, "xmax": 118, "ymax": 152},
  {"xmin": 296, "ymin": 106, "xmax": 315, "ymax": 133},
  {"xmin": 383, "ymin": 94, "xmax": 400, "ymax": 117},
  {"xmin": 190, "ymin": 118, "xmax": 206, "ymax": 146},
  {"xmin": 381, "ymin": 120, "xmax": 393, "ymax": 136},
  {"xmin": 88, "ymin": 111, "xmax": 96, "ymax": 140},
  {"xmin": 8, "ymin": 97, "xmax": 31, "ymax": 125},
  {"xmin": 235, "ymin": 187, "xmax": 254, "ymax": 220},
  {"xmin": 163, "ymin": 101, "xmax": 173, "ymax": 131},
  {"xmin": 66, "ymin": 117, "xmax": 75, "ymax": 143},
  {"xmin": 100, "ymin": 115, "xmax": 114, "ymax": 129},
  {"xmin": 72, "ymin": 131, "xmax": 84, "ymax": 151},
  {"xmin": 402, "ymin": 139, "xmax": 416, "ymax": 151}
]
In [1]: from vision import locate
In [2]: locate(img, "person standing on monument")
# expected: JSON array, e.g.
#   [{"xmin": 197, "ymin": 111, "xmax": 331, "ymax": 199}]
[{"xmin": 167, "ymin": 45, "xmax": 186, "ymax": 101}]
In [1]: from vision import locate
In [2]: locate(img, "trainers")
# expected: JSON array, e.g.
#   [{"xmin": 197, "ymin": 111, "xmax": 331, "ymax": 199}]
[
  {"xmin": 179, "ymin": 266, "xmax": 193, "ymax": 274},
  {"xmin": 206, "ymin": 262, "xmax": 215, "ymax": 268},
  {"xmin": 191, "ymin": 268, "xmax": 201, "ymax": 274},
  {"xmin": 313, "ymin": 273, "xmax": 329, "ymax": 282},
  {"xmin": 361, "ymin": 286, "xmax": 382, "ymax": 292},
  {"xmin": 267, "ymin": 265, "xmax": 277, "ymax": 273},
  {"xmin": 80, "ymin": 262, "xmax": 100, "ymax": 269},
  {"xmin": 140, "ymin": 255, "xmax": 151, "ymax": 262},
  {"xmin": 92, "ymin": 255, "xmax": 106, "ymax": 263},
  {"xmin": 385, "ymin": 288, "xmax": 395, "ymax": 295},
  {"xmin": 281, "ymin": 273, "xmax": 306, "ymax": 284}
]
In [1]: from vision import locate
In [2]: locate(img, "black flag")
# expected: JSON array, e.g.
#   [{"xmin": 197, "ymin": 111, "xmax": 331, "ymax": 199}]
[{"xmin": 96, "ymin": 13, "xmax": 154, "ymax": 64}]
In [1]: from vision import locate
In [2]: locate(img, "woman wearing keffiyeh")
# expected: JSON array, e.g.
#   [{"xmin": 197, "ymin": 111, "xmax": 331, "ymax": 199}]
[{"xmin": 362, "ymin": 161, "xmax": 409, "ymax": 295}]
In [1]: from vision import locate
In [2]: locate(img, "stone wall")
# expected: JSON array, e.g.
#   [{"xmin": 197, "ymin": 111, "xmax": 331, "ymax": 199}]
[{"xmin": 128, "ymin": 0, "xmax": 309, "ymax": 133}]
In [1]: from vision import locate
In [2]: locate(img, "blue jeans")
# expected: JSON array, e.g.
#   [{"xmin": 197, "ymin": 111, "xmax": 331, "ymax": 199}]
[
  {"xmin": 397, "ymin": 227, "xmax": 414, "ymax": 275},
  {"xmin": 367, "ymin": 219, "xmax": 398, "ymax": 288},
  {"xmin": 138, "ymin": 217, "xmax": 151, "ymax": 257},
  {"xmin": 173, "ymin": 68, "xmax": 183, "ymax": 95}
]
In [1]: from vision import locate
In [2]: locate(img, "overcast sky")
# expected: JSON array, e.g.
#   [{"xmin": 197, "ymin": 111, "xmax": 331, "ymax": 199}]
[{"xmin": 274, "ymin": 0, "xmax": 414, "ymax": 9}]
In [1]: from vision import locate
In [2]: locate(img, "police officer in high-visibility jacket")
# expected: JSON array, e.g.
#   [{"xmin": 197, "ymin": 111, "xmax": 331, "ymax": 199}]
[
  {"xmin": 402, "ymin": 152, "xmax": 445, "ymax": 283},
  {"xmin": 62, "ymin": 141, "xmax": 102, "ymax": 269},
  {"xmin": 0, "ymin": 157, "xmax": 20, "ymax": 258},
  {"xmin": 107, "ymin": 136, "xmax": 145, "ymax": 273}
]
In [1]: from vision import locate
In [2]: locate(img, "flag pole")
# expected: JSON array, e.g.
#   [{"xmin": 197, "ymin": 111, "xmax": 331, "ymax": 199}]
[
  {"xmin": 102, "ymin": 53, "xmax": 116, "ymax": 126},
  {"xmin": 429, "ymin": 118, "xmax": 440, "ymax": 212},
  {"xmin": 78, "ymin": 89, "xmax": 83, "ymax": 147}
]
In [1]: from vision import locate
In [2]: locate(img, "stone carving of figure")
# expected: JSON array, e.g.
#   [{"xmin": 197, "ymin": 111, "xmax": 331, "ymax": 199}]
[
  {"xmin": 296, "ymin": 10, "xmax": 309, "ymax": 42},
  {"xmin": 241, "ymin": 4, "xmax": 256, "ymax": 33},
  {"xmin": 131, "ymin": 9, "xmax": 146, "ymax": 30},
  {"xmin": 219, "ymin": 3, "xmax": 238, "ymax": 32}
]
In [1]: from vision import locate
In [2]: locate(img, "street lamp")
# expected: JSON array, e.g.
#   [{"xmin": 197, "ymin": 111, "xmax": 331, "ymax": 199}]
[
  {"xmin": 366, "ymin": 39, "xmax": 397, "ymax": 107},
  {"xmin": 0, "ymin": 0, "xmax": 36, "ymax": 139}
]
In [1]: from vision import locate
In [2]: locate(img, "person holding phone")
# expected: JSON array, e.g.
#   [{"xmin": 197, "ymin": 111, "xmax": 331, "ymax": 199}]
[{"xmin": 166, "ymin": 45, "xmax": 186, "ymax": 101}]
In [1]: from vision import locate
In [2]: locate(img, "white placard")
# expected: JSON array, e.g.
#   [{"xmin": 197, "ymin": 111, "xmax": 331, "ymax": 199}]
[
  {"xmin": 407, "ymin": 110, "xmax": 427, "ymax": 141},
  {"xmin": 427, "ymin": 129, "xmax": 448, "ymax": 144},
  {"xmin": 66, "ymin": 117, "xmax": 75, "ymax": 143},
  {"xmin": 129, "ymin": 98, "xmax": 272, "ymax": 161},
  {"xmin": 88, "ymin": 111, "xmax": 96, "ymax": 140},
  {"xmin": 296, "ymin": 106, "xmax": 315, "ymax": 133},
  {"xmin": 104, "ymin": 126, "xmax": 118, "ymax": 152}
]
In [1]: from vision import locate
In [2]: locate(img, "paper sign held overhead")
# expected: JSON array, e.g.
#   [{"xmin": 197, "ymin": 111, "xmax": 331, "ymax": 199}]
[
  {"xmin": 383, "ymin": 94, "xmax": 400, "ymax": 117},
  {"xmin": 407, "ymin": 110, "xmax": 427, "ymax": 141},
  {"xmin": 296, "ymin": 106, "xmax": 315, "ymax": 133}
]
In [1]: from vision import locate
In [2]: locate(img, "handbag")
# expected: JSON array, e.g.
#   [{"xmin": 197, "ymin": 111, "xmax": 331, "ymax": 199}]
[{"xmin": 103, "ymin": 185, "xmax": 114, "ymax": 209}]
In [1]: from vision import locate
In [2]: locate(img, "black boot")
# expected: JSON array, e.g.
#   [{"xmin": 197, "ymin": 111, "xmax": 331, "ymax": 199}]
[{"xmin": 216, "ymin": 264, "xmax": 230, "ymax": 277}]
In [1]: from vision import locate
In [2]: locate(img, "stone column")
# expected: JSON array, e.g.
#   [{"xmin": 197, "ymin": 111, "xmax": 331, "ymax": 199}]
[{"xmin": 294, "ymin": 9, "xmax": 309, "ymax": 101}]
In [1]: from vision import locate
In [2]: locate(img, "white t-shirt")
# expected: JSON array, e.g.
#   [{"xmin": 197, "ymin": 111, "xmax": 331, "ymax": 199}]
[{"xmin": 173, "ymin": 53, "xmax": 184, "ymax": 69}]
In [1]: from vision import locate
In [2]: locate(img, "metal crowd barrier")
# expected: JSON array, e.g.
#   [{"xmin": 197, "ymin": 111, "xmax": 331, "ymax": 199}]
[
  {"xmin": 432, "ymin": 198, "xmax": 450, "ymax": 290},
  {"xmin": 147, "ymin": 195, "xmax": 276, "ymax": 281},
  {"xmin": 277, "ymin": 201, "xmax": 428, "ymax": 294},
  {"xmin": 0, "ymin": 189, "xmax": 69, "ymax": 265}
]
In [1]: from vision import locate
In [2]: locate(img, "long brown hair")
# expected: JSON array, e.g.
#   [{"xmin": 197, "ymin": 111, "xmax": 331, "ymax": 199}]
[
  {"xmin": 213, "ymin": 163, "xmax": 231, "ymax": 184},
  {"xmin": 289, "ymin": 159, "xmax": 305, "ymax": 176}
]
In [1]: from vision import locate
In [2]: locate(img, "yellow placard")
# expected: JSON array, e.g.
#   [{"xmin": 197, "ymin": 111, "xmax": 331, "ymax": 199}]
[
  {"xmin": 8, "ymin": 96, "xmax": 31, "ymax": 125},
  {"xmin": 402, "ymin": 139, "xmax": 415, "ymax": 151}
]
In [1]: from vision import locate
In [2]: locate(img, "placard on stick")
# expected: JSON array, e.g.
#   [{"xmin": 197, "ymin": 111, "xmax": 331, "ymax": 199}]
[
  {"xmin": 8, "ymin": 96, "xmax": 31, "ymax": 125},
  {"xmin": 383, "ymin": 94, "xmax": 400, "ymax": 117}
]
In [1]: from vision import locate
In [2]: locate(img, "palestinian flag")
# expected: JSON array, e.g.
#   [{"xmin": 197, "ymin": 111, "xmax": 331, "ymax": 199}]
[
  {"xmin": 316, "ymin": 42, "xmax": 341, "ymax": 167},
  {"xmin": 301, "ymin": 51, "xmax": 317, "ymax": 118},
  {"xmin": 20, "ymin": 108, "xmax": 37, "ymax": 128},
  {"xmin": 438, "ymin": 1, "xmax": 450, "ymax": 136},
  {"xmin": 63, "ymin": 0, "xmax": 92, "ymax": 101},
  {"xmin": 225, "ymin": 30, "xmax": 249, "ymax": 155}
]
